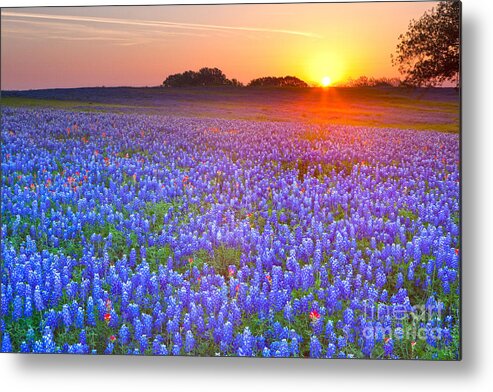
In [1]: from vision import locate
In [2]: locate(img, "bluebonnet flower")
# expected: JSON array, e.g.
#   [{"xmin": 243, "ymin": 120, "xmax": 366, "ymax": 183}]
[
  {"xmin": 86, "ymin": 297, "xmax": 96, "ymax": 326},
  {"xmin": 396, "ymin": 272, "xmax": 404, "ymax": 289},
  {"xmin": 301, "ymin": 265, "xmax": 313, "ymax": 291},
  {"xmin": 172, "ymin": 344, "xmax": 181, "ymax": 356},
  {"xmin": 337, "ymin": 336, "xmax": 347, "ymax": 349},
  {"xmin": 375, "ymin": 271, "xmax": 386, "ymax": 288},
  {"xmin": 53, "ymin": 272, "xmax": 62, "ymax": 304},
  {"xmin": 343, "ymin": 308, "xmax": 354, "ymax": 326},
  {"xmin": 104, "ymin": 342, "xmax": 114, "ymax": 354},
  {"xmin": 185, "ymin": 330, "xmax": 195, "ymax": 353},
  {"xmin": 12, "ymin": 295, "xmax": 23, "ymax": 321},
  {"xmin": 290, "ymin": 337, "xmax": 300, "ymax": 356},
  {"xmin": 383, "ymin": 338, "xmax": 394, "ymax": 357},
  {"xmin": 75, "ymin": 307, "xmax": 84, "ymax": 329},
  {"xmin": 129, "ymin": 248, "xmax": 137, "ymax": 268},
  {"xmin": 79, "ymin": 330, "xmax": 87, "ymax": 346},
  {"xmin": 62, "ymin": 304, "xmax": 72, "ymax": 329},
  {"xmin": 119, "ymin": 324, "xmax": 130, "ymax": 345},
  {"xmin": 1, "ymin": 333, "xmax": 13, "ymax": 352},
  {"xmin": 152, "ymin": 336, "xmax": 163, "ymax": 355},
  {"xmin": 326, "ymin": 343, "xmax": 336, "ymax": 358},
  {"xmin": 221, "ymin": 321, "xmax": 234, "ymax": 349},
  {"xmin": 310, "ymin": 336, "xmax": 322, "ymax": 358},
  {"xmin": 173, "ymin": 332, "xmax": 183, "ymax": 352},
  {"xmin": 238, "ymin": 327, "xmax": 254, "ymax": 356},
  {"xmin": 278, "ymin": 339, "xmax": 290, "ymax": 357},
  {"xmin": 325, "ymin": 320, "xmax": 336, "ymax": 342},
  {"xmin": 283, "ymin": 302, "xmax": 294, "ymax": 323},
  {"xmin": 24, "ymin": 296, "xmax": 33, "ymax": 318},
  {"xmin": 158, "ymin": 344, "xmax": 169, "ymax": 356},
  {"xmin": 312, "ymin": 317, "xmax": 324, "ymax": 336},
  {"xmin": 41, "ymin": 327, "xmax": 57, "ymax": 353},
  {"xmin": 20, "ymin": 341, "xmax": 30, "ymax": 353},
  {"xmin": 45, "ymin": 309, "xmax": 58, "ymax": 329},
  {"xmin": 139, "ymin": 335, "xmax": 148, "ymax": 354}
]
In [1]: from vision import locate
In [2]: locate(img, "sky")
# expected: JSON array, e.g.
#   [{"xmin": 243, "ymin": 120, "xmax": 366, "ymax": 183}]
[{"xmin": 1, "ymin": 2, "xmax": 439, "ymax": 90}]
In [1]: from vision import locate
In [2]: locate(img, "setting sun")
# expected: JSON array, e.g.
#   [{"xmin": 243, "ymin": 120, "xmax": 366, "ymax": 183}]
[{"xmin": 321, "ymin": 76, "xmax": 332, "ymax": 87}]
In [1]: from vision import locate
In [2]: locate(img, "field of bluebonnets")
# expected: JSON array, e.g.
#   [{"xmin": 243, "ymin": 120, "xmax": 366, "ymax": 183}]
[{"xmin": 1, "ymin": 105, "xmax": 460, "ymax": 359}]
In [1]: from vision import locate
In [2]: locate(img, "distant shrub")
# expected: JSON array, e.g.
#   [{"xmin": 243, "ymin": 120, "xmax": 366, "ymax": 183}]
[
  {"xmin": 338, "ymin": 76, "xmax": 402, "ymax": 88},
  {"xmin": 162, "ymin": 67, "xmax": 243, "ymax": 87},
  {"xmin": 247, "ymin": 76, "xmax": 308, "ymax": 88}
]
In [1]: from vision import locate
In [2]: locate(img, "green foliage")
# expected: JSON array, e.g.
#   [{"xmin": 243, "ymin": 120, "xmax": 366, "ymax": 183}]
[
  {"xmin": 332, "ymin": 205, "xmax": 347, "ymax": 221},
  {"xmin": 188, "ymin": 245, "xmax": 242, "ymax": 277},
  {"xmin": 144, "ymin": 201, "xmax": 177, "ymax": 233},
  {"xmin": 146, "ymin": 245, "xmax": 173, "ymax": 272},
  {"xmin": 212, "ymin": 245, "xmax": 242, "ymax": 276},
  {"xmin": 398, "ymin": 208, "xmax": 419, "ymax": 221},
  {"xmin": 356, "ymin": 237, "xmax": 372, "ymax": 252},
  {"xmin": 1, "ymin": 96, "xmax": 129, "ymax": 112}
]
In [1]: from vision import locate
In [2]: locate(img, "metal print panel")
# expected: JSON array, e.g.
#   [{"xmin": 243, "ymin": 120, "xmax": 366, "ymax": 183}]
[{"xmin": 0, "ymin": 1, "xmax": 461, "ymax": 359}]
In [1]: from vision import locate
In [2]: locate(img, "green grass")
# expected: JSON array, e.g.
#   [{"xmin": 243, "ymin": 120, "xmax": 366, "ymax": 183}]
[
  {"xmin": 187, "ymin": 245, "xmax": 242, "ymax": 277},
  {"xmin": 398, "ymin": 208, "xmax": 419, "ymax": 221},
  {"xmin": 146, "ymin": 245, "xmax": 173, "ymax": 272},
  {"xmin": 145, "ymin": 201, "xmax": 181, "ymax": 233},
  {"xmin": 1, "ymin": 96, "xmax": 131, "ymax": 113}
]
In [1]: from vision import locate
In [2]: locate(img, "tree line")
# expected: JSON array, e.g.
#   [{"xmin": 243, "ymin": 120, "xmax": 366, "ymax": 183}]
[
  {"xmin": 336, "ymin": 76, "xmax": 403, "ymax": 88},
  {"xmin": 162, "ymin": 68, "xmax": 308, "ymax": 88},
  {"xmin": 161, "ymin": 69, "xmax": 402, "ymax": 89}
]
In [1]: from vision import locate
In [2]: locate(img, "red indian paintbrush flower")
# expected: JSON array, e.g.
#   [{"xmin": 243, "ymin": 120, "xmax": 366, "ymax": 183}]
[{"xmin": 309, "ymin": 310, "xmax": 320, "ymax": 321}]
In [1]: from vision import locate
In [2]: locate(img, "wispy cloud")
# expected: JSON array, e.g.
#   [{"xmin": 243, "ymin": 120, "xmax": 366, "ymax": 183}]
[
  {"xmin": 1, "ymin": 14, "xmax": 209, "ymax": 46},
  {"xmin": 1, "ymin": 11, "xmax": 321, "ymax": 38}
]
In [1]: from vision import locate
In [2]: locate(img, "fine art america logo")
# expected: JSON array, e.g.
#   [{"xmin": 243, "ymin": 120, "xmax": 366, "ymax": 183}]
[{"xmin": 360, "ymin": 301, "xmax": 445, "ymax": 342}]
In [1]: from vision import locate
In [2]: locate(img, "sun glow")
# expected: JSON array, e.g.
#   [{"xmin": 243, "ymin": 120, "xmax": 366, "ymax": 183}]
[{"xmin": 321, "ymin": 76, "xmax": 332, "ymax": 87}]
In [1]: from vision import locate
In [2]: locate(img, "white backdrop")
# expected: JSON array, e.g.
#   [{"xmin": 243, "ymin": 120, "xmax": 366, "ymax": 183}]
[{"xmin": 0, "ymin": 0, "xmax": 491, "ymax": 391}]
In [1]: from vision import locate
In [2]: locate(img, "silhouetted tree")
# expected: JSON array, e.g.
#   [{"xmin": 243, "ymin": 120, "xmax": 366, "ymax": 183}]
[
  {"xmin": 230, "ymin": 78, "xmax": 243, "ymax": 88},
  {"xmin": 392, "ymin": 1, "xmax": 460, "ymax": 87},
  {"xmin": 162, "ymin": 67, "xmax": 243, "ymax": 87},
  {"xmin": 247, "ymin": 76, "xmax": 308, "ymax": 88},
  {"xmin": 340, "ymin": 76, "xmax": 402, "ymax": 88}
]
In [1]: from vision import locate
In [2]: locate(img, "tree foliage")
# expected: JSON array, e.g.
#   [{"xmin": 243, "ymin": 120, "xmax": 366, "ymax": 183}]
[
  {"xmin": 392, "ymin": 1, "xmax": 460, "ymax": 87},
  {"xmin": 163, "ymin": 67, "xmax": 243, "ymax": 87},
  {"xmin": 247, "ymin": 76, "xmax": 308, "ymax": 88}
]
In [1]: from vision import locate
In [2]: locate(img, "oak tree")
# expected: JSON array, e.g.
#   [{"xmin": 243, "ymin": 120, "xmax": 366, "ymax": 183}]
[{"xmin": 392, "ymin": 1, "xmax": 460, "ymax": 87}]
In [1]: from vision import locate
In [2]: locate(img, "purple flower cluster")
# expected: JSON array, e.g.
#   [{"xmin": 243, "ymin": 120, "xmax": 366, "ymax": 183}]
[{"xmin": 1, "ymin": 107, "xmax": 460, "ymax": 358}]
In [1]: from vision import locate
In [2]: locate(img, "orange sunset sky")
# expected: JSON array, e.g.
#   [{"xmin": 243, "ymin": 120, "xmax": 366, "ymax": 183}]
[{"xmin": 1, "ymin": 1, "xmax": 439, "ymax": 90}]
